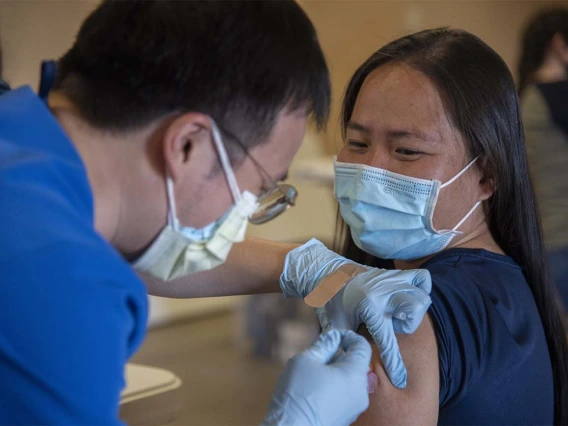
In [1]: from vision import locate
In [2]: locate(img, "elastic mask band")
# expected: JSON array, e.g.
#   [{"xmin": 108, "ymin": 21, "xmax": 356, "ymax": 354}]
[
  {"xmin": 452, "ymin": 200, "xmax": 481, "ymax": 231},
  {"xmin": 164, "ymin": 118, "xmax": 241, "ymax": 231},
  {"xmin": 441, "ymin": 156, "xmax": 480, "ymax": 188},
  {"xmin": 165, "ymin": 175, "xmax": 180, "ymax": 230},
  {"xmin": 210, "ymin": 119, "xmax": 242, "ymax": 203}
]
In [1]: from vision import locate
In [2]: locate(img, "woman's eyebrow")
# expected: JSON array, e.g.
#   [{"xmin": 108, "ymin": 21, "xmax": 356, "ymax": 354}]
[
  {"xmin": 348, "ymin": 121, "xmax": 438, "ymax": 144},
  {"xmin": 387, "ymin": 129, "xmax": 438, "ymax": 143},
  {"xmin": 347, "ymin": 121, "xmax": 371, "ymax": 133}
]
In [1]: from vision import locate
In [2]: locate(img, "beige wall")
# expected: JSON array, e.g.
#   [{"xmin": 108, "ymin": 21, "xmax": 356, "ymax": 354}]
[
  {"xmin": 2, "ymin": 0, "xmax": 562, "ymax": 143},
  {"xmin": 249, "ymin": 0, "xmax": 566, "ymax": 244},
  {"xmin": 1, "ymin": 0, "xmax": 563, "ymax": 322},
  {"xmin": 0, "ymin": 1, "xmax": 100, "ymax": 88},
  {"xmin": 301, "ymin": 0, "xmax": 564, "ymax": 152}
]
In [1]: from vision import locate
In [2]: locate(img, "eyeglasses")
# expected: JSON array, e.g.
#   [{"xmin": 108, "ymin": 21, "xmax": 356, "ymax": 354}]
[{"xmin": 216, "ymin": 125, "xmax": 298, "ymax": 225}]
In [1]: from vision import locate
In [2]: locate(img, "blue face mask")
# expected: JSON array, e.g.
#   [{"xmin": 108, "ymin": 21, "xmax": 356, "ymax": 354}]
[
  {"xmin": 334, "ymin": 158, "xmax": 480, "ymax": 261},
  {"xmin": 179, "ymin": 208, "xmax": 231, "ymax": 243}
]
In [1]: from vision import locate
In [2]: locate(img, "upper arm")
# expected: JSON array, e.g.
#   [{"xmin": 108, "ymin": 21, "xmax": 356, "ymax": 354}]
[
  {"xmin": 0, "ymin": 246, "xmax": 146, "ymax": 423},
  {"xmin": 354, "ymin": 314, "xmax": 439, "ymax": 426}
]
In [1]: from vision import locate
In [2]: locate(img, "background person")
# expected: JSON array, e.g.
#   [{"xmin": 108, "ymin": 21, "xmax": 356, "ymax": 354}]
[{"xmin": 518, "ymin": 8, "xmax": 568, "ymax": 312}]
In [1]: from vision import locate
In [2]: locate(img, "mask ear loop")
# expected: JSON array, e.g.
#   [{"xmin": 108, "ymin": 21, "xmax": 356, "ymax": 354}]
[
  {"xmin": 440, "ymin": 156, "xmax": 480, "ymax": 188},
  {"xmin": 209, "ymin": 119, "xmax": 243, "ymax": 204},
  {"xmin": 439, "ymin": 156, "xmax": 482, "ymax": 231},
  {"xmin": 165, "ymin": 176, "xmax": 180, "ymax": 231},
  {"xmin": 164, "ymin": 118, "xmax": 242, "ymax": 233},
  {"xmin": 452, "ymin": 201, "xmax": 482, "ymax": 231}
]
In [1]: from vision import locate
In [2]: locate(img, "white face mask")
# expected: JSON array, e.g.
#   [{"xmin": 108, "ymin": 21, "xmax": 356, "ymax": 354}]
[
  {"xmin": 133, "ymin": 119, "xmax": 259, "ymax": 281},
  {"xmin": 334, "ymin": 157, "xmax": 480, "ymax": 261}
]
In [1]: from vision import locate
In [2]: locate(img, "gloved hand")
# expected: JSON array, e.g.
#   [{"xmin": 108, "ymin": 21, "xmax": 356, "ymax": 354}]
[
  {"xmin": 280, "ymin": 238, "xmax": 364, "ymax": 299},
  {"xmin": 280, "ymin": 238, "xmax": 432, "ymax": 388},
  {"xmin": 319, "ymin": 268, "xmax": 432, "ymax": 388},
  {"xmin": 261, "ymin": 329, "xmax": 371, "ymax": 426}
]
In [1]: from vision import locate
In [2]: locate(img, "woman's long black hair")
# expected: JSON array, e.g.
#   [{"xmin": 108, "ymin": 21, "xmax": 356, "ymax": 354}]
[
  {"xmin": 334, "ymin": 28, "xmax": 568, "ymax": 424},
  {"xmin": 518, "ymin": 8, "xmax": 568, "ymax": 95}
]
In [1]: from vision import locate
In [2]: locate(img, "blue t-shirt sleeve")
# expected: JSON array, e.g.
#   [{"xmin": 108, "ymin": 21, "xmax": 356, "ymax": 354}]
[
  {"xmin": 424, "ymin": 253, "xmax": 553, "ymax": 425},
  {"xmin": 0, "ymin": 244, "xmax": 147, "ymax": 423},
  {"xmin": 428, "ymin": 272, "xmax": 489, "ymax": 409}
]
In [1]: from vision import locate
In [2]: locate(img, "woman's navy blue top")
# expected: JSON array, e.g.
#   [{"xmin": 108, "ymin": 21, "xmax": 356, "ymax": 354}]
[{"xmin": 423, "ymin": 248, "xmax": 553, "ymax": 425}]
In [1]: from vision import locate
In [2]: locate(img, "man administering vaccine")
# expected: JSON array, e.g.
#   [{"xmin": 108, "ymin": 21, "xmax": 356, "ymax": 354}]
[{"xmin": 0, "ymin": 1, "xmax": 431, "ymax": 423}]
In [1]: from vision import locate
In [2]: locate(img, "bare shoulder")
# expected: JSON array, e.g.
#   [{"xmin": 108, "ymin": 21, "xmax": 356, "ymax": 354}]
[{"xmin": 354, "ymin": 314, "xmax": 439, "ymax": 426}]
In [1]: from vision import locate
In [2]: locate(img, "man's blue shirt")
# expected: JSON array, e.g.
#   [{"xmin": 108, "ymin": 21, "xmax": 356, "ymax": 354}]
[{"xmin": 0, "ymin": 87, "xmax": 148, "ymax": 423}]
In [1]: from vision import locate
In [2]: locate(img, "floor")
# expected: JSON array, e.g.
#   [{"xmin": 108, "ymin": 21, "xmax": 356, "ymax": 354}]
[{"xmin": 128, "ymin": 312, "xmax": 283, "ymax": 426}]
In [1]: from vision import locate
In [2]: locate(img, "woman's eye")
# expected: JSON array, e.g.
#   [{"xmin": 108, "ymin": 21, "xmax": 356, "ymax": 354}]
[
  {"xmin": 396, "ymin": 148, "xmax": 423, "ymax": 156},
  {"xmin": 347, "ymin": 140, "xmax": 368, "ymax": 149}
]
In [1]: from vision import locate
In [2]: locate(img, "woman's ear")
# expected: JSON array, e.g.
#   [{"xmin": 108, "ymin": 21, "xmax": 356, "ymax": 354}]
[
  {"xmin": 162, "ymin": 113, "xmax": 213, "ymax": 181},
  {"xmin": 477, "ymin": 159, "xmax": 496, "ymax": 201}
]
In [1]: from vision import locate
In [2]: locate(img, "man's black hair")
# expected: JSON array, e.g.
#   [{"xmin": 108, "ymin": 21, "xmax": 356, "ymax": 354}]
[{"xmin": 54, "ymin": 0, "xmax": 331, "ymax": 160}]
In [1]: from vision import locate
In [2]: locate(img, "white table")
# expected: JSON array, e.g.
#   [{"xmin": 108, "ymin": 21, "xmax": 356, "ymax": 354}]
[{"xmin": 120, "ymin": 363, "xmax": 182, "ymax": 425}]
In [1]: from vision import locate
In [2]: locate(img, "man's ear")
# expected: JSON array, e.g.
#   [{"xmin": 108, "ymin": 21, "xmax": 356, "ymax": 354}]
[{"xmin": 162, "ymin": 112, "xmax": 213, "ymax": 181}]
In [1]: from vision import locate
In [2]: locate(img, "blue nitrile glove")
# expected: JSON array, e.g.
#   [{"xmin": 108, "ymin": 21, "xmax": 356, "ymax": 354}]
[
  {"xmin": 280, "ymin": 238, "xmax": 432, "ymax": 388},
  {"xmin": 261, "ymin": 329, "xmax": 371, "ymax": 426},
  {"xmin": 280, "ymin": 239, "xmax": 363, "ymax": 299},
  {"xmin": 318, "ymin": 268, "xmax": 432, "ymax": 388}
]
